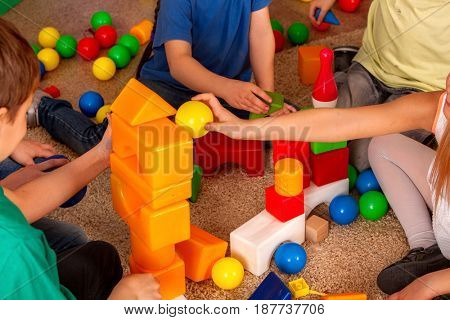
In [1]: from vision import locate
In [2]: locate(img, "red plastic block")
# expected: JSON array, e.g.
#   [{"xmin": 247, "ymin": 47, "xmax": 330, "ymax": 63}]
[
  {"xmin": 310, "ymin": 147, "xmax": 349, "ymax": 186},
  {"xmin": 265, "ymin": 185, "xmax": 304, "ymax": 222},
  {"xmin": 273, "ymin": 140, "xmax": 310, "ymax": 188},
  {"xmin": 195, "ymin": 131, "xmax": 264, "ymax": 177}
]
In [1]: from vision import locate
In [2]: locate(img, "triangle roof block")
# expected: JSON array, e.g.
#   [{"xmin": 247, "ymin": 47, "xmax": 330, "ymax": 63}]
[{"xmin": 111, "ymin": 78, "xmax": 177, "ymax": 126}]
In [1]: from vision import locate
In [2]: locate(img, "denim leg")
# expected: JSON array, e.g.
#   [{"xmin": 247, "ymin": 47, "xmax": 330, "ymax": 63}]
[
  {"xmin": 38, "ymin": 97, "xmax": 107, "ymax": 155},
  {"xmin": 0, "ymin": 158, "xmax": 23, "ymax": 180}
]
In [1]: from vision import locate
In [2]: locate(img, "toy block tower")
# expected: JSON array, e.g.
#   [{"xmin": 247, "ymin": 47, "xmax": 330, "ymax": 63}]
[{"xmin": 110, "ymin": 79, "xmax": 193, "ymax": 300}]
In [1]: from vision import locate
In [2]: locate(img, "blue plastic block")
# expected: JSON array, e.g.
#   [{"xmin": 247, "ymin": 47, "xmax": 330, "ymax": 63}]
[
  {"xmin": 249, "ymin": 272, "xmax": 292, "ymax": 300},
  {"xmin": 314, "ymin": 9, "xmax": 340, "ymax": 25}
]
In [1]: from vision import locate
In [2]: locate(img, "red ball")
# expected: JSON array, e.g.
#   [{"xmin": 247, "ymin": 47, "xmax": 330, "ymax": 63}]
[
  {"xmin": 94, "ymin": 25, "xmax": 117, "ymax": 49},
  {"xmin": 273, "ymin": 30, "xmax": 285, "ymax": 53},
  {"xmin": 77, "ymin": 37, "xmax": 100, "ymax": 61},
  {"xmin": 338, "ymin": 0, "xmax": 361, "ymax": 13},
  {"xmin": 312, "ymin": 21, "xmax": 331, "ymax": 32}
]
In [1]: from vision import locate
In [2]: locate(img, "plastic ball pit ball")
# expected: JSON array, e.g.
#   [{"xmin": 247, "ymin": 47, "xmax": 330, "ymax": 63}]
[
  {"xmin": 79, "ymin": 91, "xmax": 105, "ymax": 118},
  {"xmin": 56, "ymin": 35, "xmax": 77, "ymax": 58},
  {"xmin": 271, "ymin": 19, "xmax": 284, "ymax": 33},
  {"xmin": 118, "ymin": 34, "xmax": 140, "ymax": 57},
  {"xmin": 287, "ymin": 22, "xmax": 309, "ymax": 45},
  {"xmin": 91, "ymin": 11, "xmax": 113, "ymax": 31},
  {"xmin": 175, "ymin": 101, "xmax": 213, "ymax": 138},
  {"xmin": 31, "ymin": 43, "xmax": 41, "ymax": 54},
  {"xmin": 273, "ymin": 30, "xmax": 285, "ymax": 53},
  {"xmin": 359, "ymin": 191, "xmax": 389, "ymax": 221},
  {"xmin": 77, "ymin": 37, "xmax": 100, "ymax": 61},
  {"xmin": 348, "ymin": 164, "xmax": 358, "ymax": 190},
  {"xmin": 108, "ymin": 45, "xmax": 131, "ymax": 69},
  {"xmin": 96, "ymin": 105, "xmax": 111, "ymax": 124},
  {"xmin": 356, "ymin": 169, "xmax": 381, "ymax": 194},
  {"xmin": 338, "ymin": 0, "xmax": 361, "ymax": 13},
  {"xmin": 38, "ymin": 27, "xmax": 60, "ymax": 48},
  {"xmin": 329, "ymin": 195, "xmax": 359, "ymax": 225},
  {"xmin": 211, "ymin": 257, "xmax": 244, "ymax": 290},
  {"xmin": 92, "ymin": 57, "xmax": 116, "ymax": 81},
  {"xmin": 95, "ymin": 25, "xmax": 117, "ymax": 49},
  {"xmin": 274, "ymin": 242, "xmax": 307, "ymax": 274},
  {"xmin": 37, "ymin": 48, "xmax": 60, "ymax": 71}
]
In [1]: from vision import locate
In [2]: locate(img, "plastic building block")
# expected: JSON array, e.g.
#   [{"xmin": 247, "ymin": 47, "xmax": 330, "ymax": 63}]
[
  {"xmin": 266, "ymin": 185, "xmax": 304, "ymax": 222},
  {"xmin": 249, "ymin": 91, "xmax": 284, "ymax": 119},
  {"xmin": 128, "ymin": 200, "xmax": 190, "ymax": 252},
  {"xmin": 314, "ymin": 8, "xmax": 340, "ymax": 25},
  {"xmin": 322, "ymin": 293, "xmax": 367, "ymax": 300},
  {"xmin": 130, "ymin": 19, "xmax": 153, "ymax": 45},
  {"xmin": 288, "ymin": 278, "xmax": 325, "ymax": 299},
  {"xmin": 195, "ymin": 131, "xmax": 264, "ymax": 177},
  {"xmin": 297, "ymin": 45, "xmax": 327, "ymax": 85},
  {"xmin": 230, "ymin": 209, "xmax": 305, "ymax": 276},
  {"xmin": 274, "ymin": 158, "xmax": 303, "ymax": 197},
  {"xmin": 110, "ymin": 154, "xmax": 191, "ymax": 213},
  {"xmin": 273, "ymin": 140, "xmax": 310, "ymax": 188},
  {"xmin": 310, "ymin": 147, "xmax": 349, "ymax": 186},
  {"xmin": 249, "ymin": 272, "xmax": 291, "ymax": 300},
  {"xmin": 130, "ymin": 254, "xmax": 186, "ymax": 300},
  {"xmin": 311, "ymin": 141, "xmax": 347, "ymax": 155},
  {"xmin": 0, "ymin": 0, "xmax": 21, "ymax": 16},
  {"xmin": 43, "ymin": 85, "xmax": 60, "ymax": 98},
  {"xmin": 305, "ymin": 215, "xmax": 329, "ymax": 243},
  {"xmin": 190, "ymin": 165, "xmax": 203, "ymax": 203},
  {"xmin": 130, "ymin": 233, "xmax": 176, "ymax": 270},
  {"xmin": 176, "ymin": 225, "xmax": 228, "ymax": 282},
  {"xmin": 111, "ymin": 79, "xmax": 176, "ymax": 126},
  {"xmin": 304, "ymin": 179, "xmax": 349, "ymax": 216}
]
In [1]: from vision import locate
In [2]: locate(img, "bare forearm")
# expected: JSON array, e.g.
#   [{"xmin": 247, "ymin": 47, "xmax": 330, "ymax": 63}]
[{"xmin": 250, "ymin": 32, "xmax": 274, "ymax": 91}]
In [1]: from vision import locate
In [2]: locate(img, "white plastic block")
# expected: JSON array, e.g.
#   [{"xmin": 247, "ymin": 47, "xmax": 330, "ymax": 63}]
[
  {"xmin": 230, "ymin": 210, "xmax": 305, "ymax": 276},
  {"xmin": 304, "ymin": 179, "xmax": 349, "ymax": 216},
  {"xmin": 312, "ymin": 97, "xmax": 337, "ymax": 108}
]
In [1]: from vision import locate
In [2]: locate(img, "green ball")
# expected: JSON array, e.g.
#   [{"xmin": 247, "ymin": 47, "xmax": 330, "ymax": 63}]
[
  {"xmin": 271, "ymin": 19, "xmax": 284, "ymax": 34},
  {"xmin": 359, "ymin": 191, "xmax": 389, "ymax": 221},
  {"xmin": 108, "ymin": 45, "xmax": 131, "ymax": 68},
  {"xmin": 118, "ymin": 34, "xmax": 140, "ymax": 57},
  {"xmin": 31, "ymin": 43, "xmax": 41, "ymax": 54},
  {"xmin": 348, "ymin": 164, "xmax": 358, "ymax": 190},
  {"xmin": 287, "ymin": 22, "xmax": 309, "ymax": 45},
  {"xmin": 91, "ymin": 11, "xmax": 113, "ymax": 31},
  {"xmin": 55, "ymin": 35, "xmax": 77, "ymax": 58}
]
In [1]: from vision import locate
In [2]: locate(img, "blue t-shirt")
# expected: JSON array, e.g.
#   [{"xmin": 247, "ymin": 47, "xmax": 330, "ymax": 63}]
[{"xmin": 140, "ymin": 0, "xmax": 272, "ymax": 92}]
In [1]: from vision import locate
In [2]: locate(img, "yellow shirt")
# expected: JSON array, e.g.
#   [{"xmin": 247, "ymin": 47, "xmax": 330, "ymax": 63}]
[{"xmin": 354, "ymin": 0, "xmax": 450, "ymax": 92}]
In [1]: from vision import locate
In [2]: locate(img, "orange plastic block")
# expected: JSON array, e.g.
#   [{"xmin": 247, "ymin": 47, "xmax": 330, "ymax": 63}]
[
  {"xmin": 110, "ymin": 153, "xmax": 191, "ymax": 212},
  {"xmin": 322, "ymin": 293, "xmax": 367, "ymax": 300},
  {"xmin": 111, "ymin": 79, "xmax": 176, "ymax": 126},
  {"xmin": 130, "ymin": 233, "xmax": 176, "ymax": 270},
  {"xmin": 128, "ymin": 200, "xmax": 190, "ymax": 252},
  {"xmin": 130, "ymin": 19, "xmax": 153, "ymax": 45},
  {"xmin": 176, "ymin": 225, "xmax": 228, "ymax": 282},
  {"xmin": 298, "ymin": 45, "xmax": 327, "ymax": 85},
  {"xmin": 130, "ymin": 254, "xmax": 186, "ymax": 300}
]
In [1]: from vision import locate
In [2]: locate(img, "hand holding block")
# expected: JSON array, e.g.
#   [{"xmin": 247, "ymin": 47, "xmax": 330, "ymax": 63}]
[
  {"xmin": 306, "ymin": 215, "xmax": 329, "ymax": 243},
  {"xmin": 310, "ymin": 147, "xmax": 349, "ymax": 186},
  {"xmin": 274, "ymin": 158, "xmax": 303, "ymax": 196},
  {"xmin": 304, "ymin": 179, "xmax": 349, "ymax": 216},
  {"xmin": 266, "ymin": 186, "xmax": 304, "ymax": 222},
  {"xmin": 298, "ymin": 46, "xmax": 327, "ymax": 85},
  {"xmin": 273, "ymin": 140, "xmax": 310, "ymax": 188},
  {"xmin": 249, "ymin": 272, "xmax": 291, "ymax": 300},
  {"xmin": 249, "ymin": 91, "xmax": 284, "ymax": 119}
]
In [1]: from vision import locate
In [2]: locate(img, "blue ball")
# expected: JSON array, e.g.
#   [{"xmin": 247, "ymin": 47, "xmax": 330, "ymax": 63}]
[
  {"xmin": 274, "ymin": 242, "xmax": 307, "ymax": 274},
  {"xmin": 79, "ymin": 91, "xmax": 104, "ymax": 118},
  {"xmin": 356, "ymin": 169, "xmax": 381, "ymax": 194},
  {"xmin": 39, "ymin": 61, "xmax": 46, "ymax": 79},
  {"xmin": 329, "ymin": 195, "xmax": 359, "ymax": 225}
]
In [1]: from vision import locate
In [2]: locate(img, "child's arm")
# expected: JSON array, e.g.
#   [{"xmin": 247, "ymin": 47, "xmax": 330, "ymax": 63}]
[
  {"xmin": 249, "ymin": 7, "xmax": 275, "ymax": 92},
  {"xmin": 197, "ymin": 91, "xmax": 442, "ymax": 141}
]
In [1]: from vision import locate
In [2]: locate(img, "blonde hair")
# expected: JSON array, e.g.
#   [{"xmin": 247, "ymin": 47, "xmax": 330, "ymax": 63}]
[{"xmin": 431, "ymin": 125, "xmax": 450, "ymax": 204}]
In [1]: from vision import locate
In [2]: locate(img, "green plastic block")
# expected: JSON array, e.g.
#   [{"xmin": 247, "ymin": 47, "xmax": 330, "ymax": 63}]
[
  {"xmin": 311, "ymin": 141, "xmax": 347, "ymax": 155},
  {"xmin": 189, "ymin": 165, "xmax": 203, "ymax": 203},
  {"xmin": 0, "ymin": 0, "xmax": 21, "ymax": 16},
  {"xmin": 249, "ymin": 91, "xmax": 284, "ymax": 119}
]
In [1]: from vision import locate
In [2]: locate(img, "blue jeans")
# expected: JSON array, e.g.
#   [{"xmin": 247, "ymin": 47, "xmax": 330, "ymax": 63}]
[
  {"xmin": 38, "ymin": 80, "xmax": 249, "ymax": 155},
  {"xmin": 0, "ymin": 157, "xmax": 88, "ymax": 254}
]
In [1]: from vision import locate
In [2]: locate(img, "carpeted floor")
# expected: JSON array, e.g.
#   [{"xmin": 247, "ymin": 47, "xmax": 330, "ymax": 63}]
[{"xmin": 2, "ymin": 0, "xmax": 409, "ymax": 300}]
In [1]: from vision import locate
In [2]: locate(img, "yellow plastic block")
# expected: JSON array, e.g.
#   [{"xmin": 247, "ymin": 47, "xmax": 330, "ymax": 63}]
[
  {"xmin": 298, "ymin": 45, "xmax": 327, "ymax": 85},
  {"xmin": 322, "ymin": 293, "xmax": 367, "ymax": 300},
  {"xmin": 130, "ymin": 254, "xmax": 186, "ymax": 300},
  {"xmin": 111, "ymin": 78, "xmax": 176, "ymax": 126},
  {"xmin": 110, "ymin": 153, "xmax": 191, "ymax": 211},
  {"xmin": 130, "ymin": 233, "xmax": 176, "ymax": 270},
  {"xmin": 130, "ymin": 19, "xmax": 154, "ymax": 45},
  {"xmin": 128, "ymin": 200, "xmax": 190, "ymax": 252},
  {"xmin": 176, "ymin": 225, "xmax": 228, "ymax": 282},
  {"xmin": 274, "ymin": 158, "xmax": 303, "ymax": 197}
]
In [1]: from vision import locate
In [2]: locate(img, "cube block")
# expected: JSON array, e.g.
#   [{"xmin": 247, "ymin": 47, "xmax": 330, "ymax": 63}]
[
  {"xmin": 175, "ymin": 225, "xmax": 228, "ymax": 282},
  {"xmin": 249, "ymin": 272, "xmax": 291, "ymax": 300},
  {"xmin": 130, "ymin": 234, "xmax": 176, "ymax": 270},
  {"xmin": 265, "ymin": 185, "xmax": 304, "ymax": 222},
  {"xmin": 304, "ymin": 179, "xmax": 349, "ymax": 216},
  {"xmin": 273, "ymin": 140, "xmax": 310, "ymax": 188},
  {"xmin": 305, "ymin": 215, "xmax": 329, "ymax": 243},
  {"xmin": 130, "ymin": 254, "xmax": 186, "ymax": 300},
  {"xmin": 298, "ymin": 45, "xmax": 327, "ymax": 85},
  {"xmin": 230, "ymin": 209, "xmax": 305, "ymax": 276},
  {"xmin": 111, "ymin": 78, "xmax": 176, "ymax": 126},
  {"xmin": 311, "ymin": 141, "xmax": 347, "ymax": 155},
  {"xmin": 249, "ymin": 91, "xmax": 284, "ymax": 119},
  {"xmin": 310, "ymin": 147, "xmax": 349, "ymax": 186}
]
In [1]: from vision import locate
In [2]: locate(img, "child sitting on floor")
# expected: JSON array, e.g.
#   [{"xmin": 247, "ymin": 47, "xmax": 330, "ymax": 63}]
[{"xmin": 196, "ymin": 72, "xmax": 450, "ymax": 299}]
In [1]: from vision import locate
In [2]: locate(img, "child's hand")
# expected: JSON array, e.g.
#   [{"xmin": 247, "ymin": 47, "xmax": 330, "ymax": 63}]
[
  {"xmin": 309, "ymin": 0, "xmax": 336, "ymax": 25},
  {"xmin": 11, "ymin": 139, "xmax": 56, "ymax": 166},
  {"xmin": 109, "ymin": 274, "xmax": 162, "ymax": 300},
  {"xmin": 94, "ymin": 118, "xmax": 112, "ymax": 169},
  {"xmin": 388, "ymin": 276, "xmax": 437, "ymax": 300},
  {"xmin": 223, "ymin": 80, "xmax": 271, "ymax": 114},
  {"xmin": 270, "ymin": 103, "xmax": 297, "ymax": 117}
]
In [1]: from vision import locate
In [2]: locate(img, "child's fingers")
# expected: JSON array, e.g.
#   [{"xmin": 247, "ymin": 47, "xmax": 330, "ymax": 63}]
[
  {"xmin": 285, "ymin": 104, "xmax": 297, "ymax": 113},
  {"xmin": 39, "ymin": 143, "xmax": 56, "ymax": 153},
  {"xmin": 309, "ymin": 6, "xmax": 318, "ymax": 23},
  {"xmin": 35, "ymin": 148, "xmax": 56, "ymax": 159},
  {"xmin": 247, "ymin": 95, "xmax": 269, "ymax": 113},
  {"xmin": 317, "ymin": 9, "xmax": 327, "ymax": 24},
  {"xmin": 252, "ymin": 87, "xmax": 272, "ymax": 104}
]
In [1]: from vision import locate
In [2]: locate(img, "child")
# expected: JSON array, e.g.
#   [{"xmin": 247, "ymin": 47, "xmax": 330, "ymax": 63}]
[
  {"xmin": 310, "ymin": 0, "xmax": 450, "ymax": 171},
  {"xmin": 27, "ymin": 0, "xmax": 294, "ymax": 155},
  {"xmin": 195, "ymin": 72, "xmax": 450, "ymax": 299},
  {"xmin": 0, "ymin": 18, "xmax": 160, "ymax": 300}
]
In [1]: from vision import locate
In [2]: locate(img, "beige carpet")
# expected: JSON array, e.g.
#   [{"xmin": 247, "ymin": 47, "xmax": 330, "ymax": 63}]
[{"xmin": 2, "ymin": 0, "xmax": 409, "ymax": 300}]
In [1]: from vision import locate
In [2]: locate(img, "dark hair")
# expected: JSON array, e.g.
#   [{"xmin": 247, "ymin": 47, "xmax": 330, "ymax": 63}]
[
  {"xmin": 0, "ymin": 18, "xmax": 39, "ymax": 120},
  {"xmin": 136, "ymin": 0, "xmax": 161, "ymax": 77}
]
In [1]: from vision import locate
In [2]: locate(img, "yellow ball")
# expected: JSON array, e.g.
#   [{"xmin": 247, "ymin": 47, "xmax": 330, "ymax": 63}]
[
  {"xmin": 38, "ymin": 27, "xmax": 60, "ymax": 48},
  {"xmin": 211, "ymin": 257, "xmax": 244, "ymax": 290},
  {"xmin": 93, "ymin": 57, "xmax": 116, "ymax": 81},
  {"xmin": 37, "ymin": 48, "xmax": 60, "ymax": 71},
  {"xmin": 96, "ymin": 104, "xmax": 111, "ymax": 123},
  {"xmin": 175, "ymin": 101, "xmax": 213, "ymax": 138}
]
